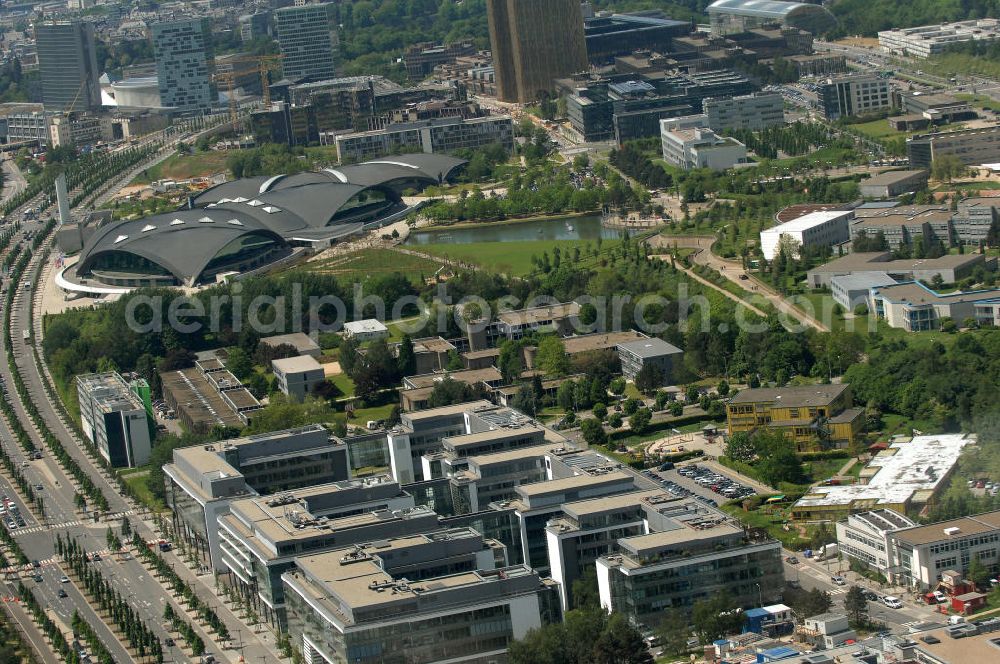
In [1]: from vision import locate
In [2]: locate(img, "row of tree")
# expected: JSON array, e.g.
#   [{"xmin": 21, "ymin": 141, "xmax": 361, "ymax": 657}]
[
  {"xmin": 3, "ymin": 231, "xmax": 111, "ymax": 512},
  {"xmin": 130, "ymin": 531, "xmax": 230, "ymax": 642},
  {"xmin": 57, "ymin": 535, "xmax": 164, "ymax": 662},
  {"xmin": 17, "ymin": 582, "xmax": 93, "ymax": 663}
]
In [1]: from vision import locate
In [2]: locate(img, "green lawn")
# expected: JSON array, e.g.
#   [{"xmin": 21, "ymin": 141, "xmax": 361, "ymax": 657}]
[
  {"xmin": 331, "ymin": 373, "xmax": 355, "ymax": 398},
  {"xmin": 415, "ymin": 239, "xmax": 610, "ymax": 276},
  {"xmin": 130, "ymin": 151, "xmax": 232, "ymax": 184},
  {"xmin": 305, "ymin": 248, "xmax": 446, "ymax": 285},
  {"xmin": 934, "ymin": 181, "xmax": 1000, "ymax": 192},
  {"xmin": 122, "ymin": 470, "xmax": 165, "ymax": 512},
  {"xmin": 956, "ymin": 93, "xmax": 1000, "ymax": 113},
  {"xmin": 802, "ymin": 458, "xmax": 849, "ymax": 484},
  {"xmin": 720, "ymin": 502, "xmax": 810, "ymax": 549},
  {"xmin": 851, "ymin": 119, "xmax": 903, "ymax": 140},
  {"xmin": 924, "ymin": 52, "xmax": 1000, "ymax": 82},
  {"xmin": 349, "ymin": 401, "xmax": 397, "ymax": 425}
]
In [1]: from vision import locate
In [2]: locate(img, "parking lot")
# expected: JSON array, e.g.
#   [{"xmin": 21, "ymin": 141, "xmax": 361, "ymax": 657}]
[{"xmin": 642, "ymin": 463, "xmax": 758, "ymax": 505}]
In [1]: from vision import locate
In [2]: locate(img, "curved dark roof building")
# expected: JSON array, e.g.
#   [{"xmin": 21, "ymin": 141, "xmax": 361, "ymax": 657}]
[
  {"xmin": 707, "ymin": 0, "xmax": 837, "ymax": 35},
  {"xmin": 69, "ymin": 154, "xmax": 466, "ymax": 290}
]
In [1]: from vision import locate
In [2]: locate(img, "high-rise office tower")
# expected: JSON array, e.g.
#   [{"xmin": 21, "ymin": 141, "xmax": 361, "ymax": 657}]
[
  {"xmin": 151, "ymin": 18, "xmax": 216, "ymax": 113},
  {"xmin": 275, "ymin": 4, "xmax": 337, "ymax": 82},
  {"xmin": 487, "ymin": 0, "xmax": 588, "ymax": 103},
  {"xmin": 35, "ymin": 21, "xmax": 101, "ymax": 111}
]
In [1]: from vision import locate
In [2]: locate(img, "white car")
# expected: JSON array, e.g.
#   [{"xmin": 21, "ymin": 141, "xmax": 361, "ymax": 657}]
[
  {"xmin": 933, "ymin": 590, "xmax": 948, "ymax": 604},
  {"xmin": 883, "ymin": 596, "xmax": 903, "ymax": 609}
]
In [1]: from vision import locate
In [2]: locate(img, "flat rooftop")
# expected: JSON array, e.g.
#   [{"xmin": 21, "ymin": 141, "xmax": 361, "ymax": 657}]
[
  {"xmin": 467, "ymin": 443, "xmax": 559, "ymax": 468},
  {"xmin": 728, "ymin": 383, "xmax": 849, "ymax": 408},
  {"xmin": 852, "ymin": 204, "xmax": 948, "ymax": 218},
  {"xmin": 892, "ymin": 510, "xmax": 1000, "ymax": 547},
  {"xmin": 444, "ymin": 425, "xmax": 543, "ymax": 451},
  {"xmin": 514, "ymin": 471, "xmax": 633, "ymax": 508},
  {"xmin": 411, "ymin": 336, "xmax": 456, "ymax": 354},
  {"xmin": 272, "ymin": 355, "xmax": 323, "ymax": 373},
  {"xmin": 862, "ymin": 169, "xmax": 928, "ymax": 186},
  {"xmin": 497, "ymin": 301, "xmax": 580, "ymax": 326},
  {"xmin": 830, "ymin": 272, "xmax": 896, "ymax": 291},
  {"xmin": 852, "ymin": 211, "xmax": 952, "ymax": 227},
  {"xmin": 288, "ymin": 550, "xmax": 540, "ymax": 624},
  {"xmin": 560, "ymin": 489, "xmax": 667, "ymax": 520},
  {"xmin": 401, "ymin": 400, "xmax": 494, "ymax": 423},
  {"xmin": 794, "ymin": 434, "xmax": 974, "ymax": 509},
  {"xmin": 873, "ymin": 282, "xmax": 1000, "ymax": 306},
  {"xmin": 562, "ymin": 330, "xmax": 646, "ymax": 355},
  {"xmin": 260, "ymin": 332, "xmax": 320, "ymax": 353},
  {"xmin": 161, "ymin": 367, "xmax": 246, "ymax": 429},
  {"xmin": 910, "ymin": 628, "xmax": 1000, "ymax": 663},
  {"xmin": 404, "ymin": 367, "xmax": 502, "ymax": 388},
  {"xmin": 621, "ymin": 521, "xmax": 743, "ymax": 552},
  {"xmin": 618, "ymin": 337, "xmax": 683, "ymax": 358},
  {"xmin": 77, "ymin": 372, "xmax": 142, "ymax": 412},
  {"xmin": 775, "ymin": 204, "xmax": 848, "ymax": 224},
  {"xmin": 763, "ymin": 210, "xmax": 851, "ymax": 234},
  {"xmin": 809, "ymin": 251, "xmax": 984, "ymax": 274}
]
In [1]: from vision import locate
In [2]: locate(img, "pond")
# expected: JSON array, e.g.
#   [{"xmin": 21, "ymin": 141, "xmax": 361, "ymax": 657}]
[{"xmin": 405, "ymin": 214, "xmax": 622, "ymax": 245}]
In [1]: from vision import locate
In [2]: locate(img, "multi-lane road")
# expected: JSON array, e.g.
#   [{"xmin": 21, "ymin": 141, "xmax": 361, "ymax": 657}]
[{"xmin": 0, "ymin": 127, "xmax": 282, "ymax": 663}]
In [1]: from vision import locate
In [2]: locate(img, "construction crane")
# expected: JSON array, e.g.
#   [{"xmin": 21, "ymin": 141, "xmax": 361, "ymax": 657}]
[{"xmin": 213, "ymin": 54, "xmax": 285, "ymax": 128}]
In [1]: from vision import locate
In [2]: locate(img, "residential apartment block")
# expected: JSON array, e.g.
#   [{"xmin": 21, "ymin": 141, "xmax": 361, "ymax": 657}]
[{"xmin": 726, "ymin": 384, "xmax": 864, "ymax": 451}]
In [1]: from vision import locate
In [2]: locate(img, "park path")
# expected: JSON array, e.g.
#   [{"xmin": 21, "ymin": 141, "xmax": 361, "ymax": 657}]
[
  {"xmin": 650, "ymin": 235, "xmax": 828, "ymax": 332},
  {"xmin": 650, "ymin": 253, "xmax": 769, "ymax": 318}
]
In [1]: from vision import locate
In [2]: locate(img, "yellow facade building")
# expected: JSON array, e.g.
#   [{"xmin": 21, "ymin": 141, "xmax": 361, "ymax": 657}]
[{"xmin": 726, "ymin": 384, "xmax": 865, "ymax": 451}]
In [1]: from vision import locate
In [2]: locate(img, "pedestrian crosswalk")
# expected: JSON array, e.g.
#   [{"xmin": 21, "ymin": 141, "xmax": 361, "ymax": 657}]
[
  {"xmin": 827, "ymin": 587, "xmax": 848, "ymax": 596},
  {"xmin": 8, "ymin": 510, "xmax": 134, "ymax": 536}
]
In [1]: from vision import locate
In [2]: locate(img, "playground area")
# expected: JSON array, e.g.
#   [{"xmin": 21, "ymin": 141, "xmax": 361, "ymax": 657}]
[{"xmin": 643, "ymin": 429, "xmax": 722, "ymax": 459}]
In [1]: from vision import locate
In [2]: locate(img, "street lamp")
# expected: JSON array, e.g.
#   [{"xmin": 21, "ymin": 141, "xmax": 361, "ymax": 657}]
[{"xmin": 754, "ymin": 582, "xmax": 763, "ymax": 608}]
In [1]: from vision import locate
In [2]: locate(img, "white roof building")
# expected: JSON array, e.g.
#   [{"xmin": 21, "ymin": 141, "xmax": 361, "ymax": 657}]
[
  {"xmin": 759, "ymin": 209, "xmax": 853, "ymax": 261},
  {"xmin": 793, "ymin": 434, "xmax": 974, "ymax": 517},
  {"xmin": 342, "ymin": 319, "xmax": 389, "ymax": 340}
]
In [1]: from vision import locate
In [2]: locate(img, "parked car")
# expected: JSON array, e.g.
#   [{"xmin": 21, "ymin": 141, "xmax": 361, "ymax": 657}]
[{"xmin": 933, "ymin": 590, "xmax": 947, "ymax": 604}]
